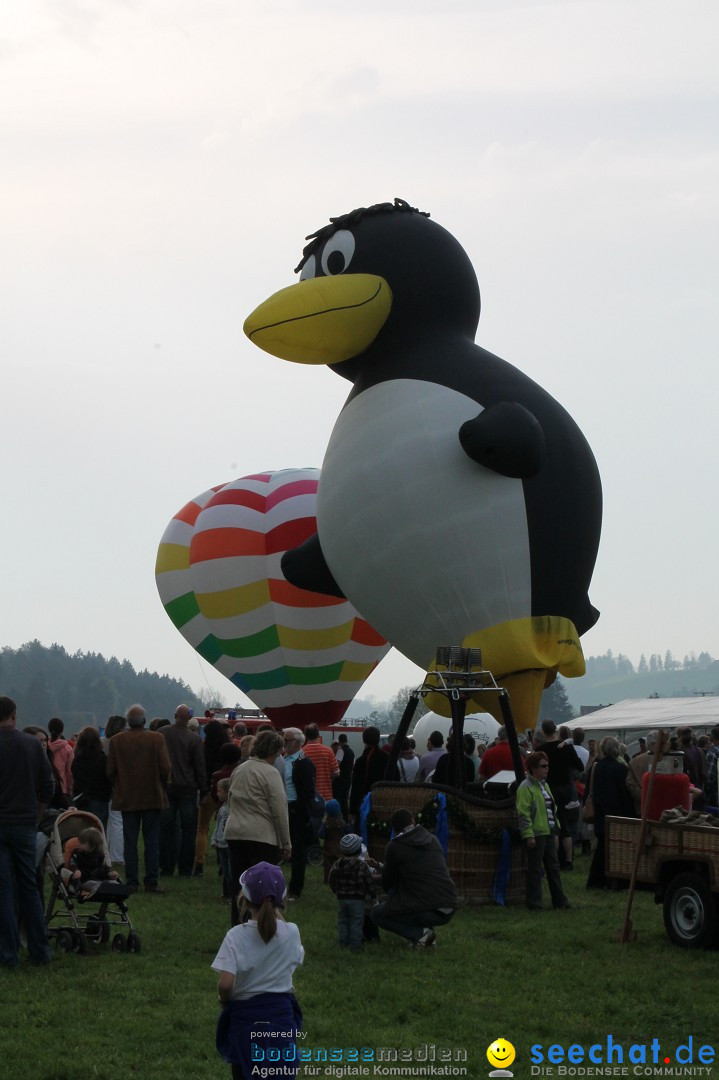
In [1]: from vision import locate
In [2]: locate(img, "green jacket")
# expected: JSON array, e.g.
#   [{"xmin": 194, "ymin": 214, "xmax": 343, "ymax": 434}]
[{"xmin": 515, "ymin": 775, "xmax": 557, "ymax": 839}]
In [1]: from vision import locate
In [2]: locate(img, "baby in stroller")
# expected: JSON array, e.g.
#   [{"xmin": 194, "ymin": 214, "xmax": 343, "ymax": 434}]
[
  {"xmin": 45, "ymin": 809, "xmax": 139, "ymax": 953},
  {"xmin": 63, "ymin": 827, "xmax": 119, "ymax": 898}
]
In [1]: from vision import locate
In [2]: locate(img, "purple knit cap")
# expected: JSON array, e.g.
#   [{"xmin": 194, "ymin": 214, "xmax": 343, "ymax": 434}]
[{"xmin": 239, "ymin": 862, "xmax": 287, "ymax": 907}]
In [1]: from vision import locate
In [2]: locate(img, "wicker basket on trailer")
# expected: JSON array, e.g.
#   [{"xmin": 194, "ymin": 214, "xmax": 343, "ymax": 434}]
[
  {"xmin": 606, "ymin": 815, "xmax": 719, "ymax": 884},
  {"xmin": 366, "ymin": 781, "xmax": 526, "ymax": 904}
]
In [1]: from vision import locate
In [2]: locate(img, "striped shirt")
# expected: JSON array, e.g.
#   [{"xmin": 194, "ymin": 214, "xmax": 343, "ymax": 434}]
[
  {"xmin": 301, "ymin": 741, "xmax": 339, "ymax": 801},
  {"xmin": 539, "ymin": 781, "xmax": 556, "ymax": 829}
]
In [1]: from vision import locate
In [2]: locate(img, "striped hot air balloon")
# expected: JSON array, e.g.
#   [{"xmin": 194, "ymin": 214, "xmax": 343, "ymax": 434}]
[{"xmin": 155, "ymin": 469, "xmax": 389, "ymax": 728}]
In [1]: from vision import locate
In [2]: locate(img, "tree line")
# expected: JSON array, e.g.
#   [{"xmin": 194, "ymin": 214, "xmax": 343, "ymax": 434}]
[
  {"xmin": 0, "ymin": 640, "xmax": 204, "ymax": 731},
  {"xmin": 584, "ymin": 649, "xmax": 715, "ymax": 680}
]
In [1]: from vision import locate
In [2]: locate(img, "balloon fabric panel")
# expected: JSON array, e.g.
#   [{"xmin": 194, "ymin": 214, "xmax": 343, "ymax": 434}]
[{"xmin": 155, "ymin": 469, "xmax": 390, "ymax": 728}]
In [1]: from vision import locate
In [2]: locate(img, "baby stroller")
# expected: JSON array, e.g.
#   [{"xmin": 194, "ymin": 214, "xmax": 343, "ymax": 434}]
[{"xmin": 43, "ymin": 809, "xmax": 141, "ymax": 955}]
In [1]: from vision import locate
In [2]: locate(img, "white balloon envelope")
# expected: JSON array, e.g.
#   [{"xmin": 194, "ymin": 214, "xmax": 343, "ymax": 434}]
[{"xmin": 411, "ymin": 710, "xmax": 500, "ymax": 750}]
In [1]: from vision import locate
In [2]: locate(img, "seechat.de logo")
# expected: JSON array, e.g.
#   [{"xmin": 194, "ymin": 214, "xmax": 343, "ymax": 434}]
[{"xmin": 487, "ymin": 1038, "xmax": 516, "ymax": 1077}]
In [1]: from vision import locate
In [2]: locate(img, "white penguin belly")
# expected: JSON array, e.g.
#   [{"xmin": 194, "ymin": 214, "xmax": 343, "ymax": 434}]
[{"xmin": 316, "ymin": 379, "xmax": 532, "ymax": 668}]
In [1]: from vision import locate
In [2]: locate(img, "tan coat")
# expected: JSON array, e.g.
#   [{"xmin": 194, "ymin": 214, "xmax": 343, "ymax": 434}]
[
  {"xmin": 224, "ymin": 757, "xmax": 290, "ymax": 849},
  {"xmin": 627, "ymin": 750, "xmax": 651, "ymax": 814},
  {"xmin": 106, "ymin": 728, "xmax": 171, "ymax": 812}
]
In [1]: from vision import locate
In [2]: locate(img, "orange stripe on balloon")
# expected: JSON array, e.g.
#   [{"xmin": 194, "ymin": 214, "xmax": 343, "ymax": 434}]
[
  {"xmin": 190, "ymin": 528, "xmax": 266, "ymax": 561},
  {"xmin": 269, "ymin": 578, "xmax": 345, "ymax": 609},
  {"xmin": 175, "ymin": 489, "xmax": 224, "ymax": 527},
  {"xmin": 351, "ymin": 619, "xmax": 387, "ymax": 646}
]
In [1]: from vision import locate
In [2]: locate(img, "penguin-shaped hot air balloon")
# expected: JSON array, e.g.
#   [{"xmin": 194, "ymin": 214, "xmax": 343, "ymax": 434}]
[{"xmin": 243, "ymin": 199, "xmax": 602, "ymax": 728}]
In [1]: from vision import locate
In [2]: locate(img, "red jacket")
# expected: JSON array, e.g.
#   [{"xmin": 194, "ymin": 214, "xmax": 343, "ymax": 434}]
[{"xmin": 478, "ymin": 742, "xmax": 517, "ymax": 779}]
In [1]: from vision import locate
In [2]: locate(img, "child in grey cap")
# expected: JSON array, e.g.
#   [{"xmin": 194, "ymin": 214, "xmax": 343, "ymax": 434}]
[{"xmin": 327, "ymin": 833, "xmax": 378, "ymax": 951}]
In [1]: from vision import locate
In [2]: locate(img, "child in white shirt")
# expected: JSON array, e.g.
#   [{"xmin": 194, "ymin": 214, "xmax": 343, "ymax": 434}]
[{"xmin": 212, "ymin": 862, "xmax": 304, "ymax": 1080}]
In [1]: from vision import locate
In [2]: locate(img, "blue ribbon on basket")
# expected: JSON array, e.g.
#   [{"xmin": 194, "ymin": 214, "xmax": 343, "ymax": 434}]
[
  {"xmin": 492, "ymin": 828, "xmax": 512, "ymax": 906},
  {"xmin": 359, "ymin": 792, "xmax": 372, "ymax": 845},
  {"xmin": 435, "ymin": 792, "xmax": 449, "ymax": 858}
]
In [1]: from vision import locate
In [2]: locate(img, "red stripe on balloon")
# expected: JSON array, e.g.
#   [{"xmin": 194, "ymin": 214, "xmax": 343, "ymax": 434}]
[
  {"xmin": 207, "ymin": 488, "xmax": 267, "ymax": 512},
  {"xmin": 265, "ymin": 518, "xmax": 319, "ymax": 554},
  {"xmin": 243, "ymin": 473, "xmax": 273, "ymax": 482},
  {"xmin": 190, "ymin": 528, "xmax": 266, "ymax": 561},
  {"xmin": 269, "ymin": 578, "xmax": 345, "ymax": 609},
  {"xmin": 263, "ymin": 700, "xmax": 352, "ymax": 730},
  {"xmin": 351, "ymin": 620, "xmax": 387, "ymax": 647},
  {"xmin": 265, "ymin": 479, "xmax": 319, "ymax": 510}
]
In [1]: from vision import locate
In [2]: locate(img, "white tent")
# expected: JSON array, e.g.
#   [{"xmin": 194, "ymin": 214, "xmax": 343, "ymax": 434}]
[{"xmin": 565, "ymin": 697, "xmax": 719, "ymax": 745}]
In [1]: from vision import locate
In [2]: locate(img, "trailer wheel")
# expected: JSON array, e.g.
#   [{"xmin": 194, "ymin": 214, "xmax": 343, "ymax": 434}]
[{"xmin": 663, "ymin": 872, "xmax": 717, "ymax": 949}]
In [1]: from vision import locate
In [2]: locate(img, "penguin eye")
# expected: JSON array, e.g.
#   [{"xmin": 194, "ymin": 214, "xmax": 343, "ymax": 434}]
[
  {"xmin": 321, "ymin": 230, "xmax": 355, "ymax": 276},
  {"xmin": 299, "ymin": 255, "xmax": 316, "ymax": 281}
]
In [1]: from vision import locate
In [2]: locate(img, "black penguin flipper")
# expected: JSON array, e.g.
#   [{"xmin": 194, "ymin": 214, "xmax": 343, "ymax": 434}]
[
  {"xmin": 281, "ymin": 533, "xmax": 346, "ymax": 599},
  {"xmin": 459, "ymin": 402, "xmax": 546, "ymax": 478}
]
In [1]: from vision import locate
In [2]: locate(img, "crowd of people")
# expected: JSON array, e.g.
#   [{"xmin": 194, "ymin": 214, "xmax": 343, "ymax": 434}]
[
  {"xmin": 0, "ymin": 700, "xmax": 461, "ymax": 947},
  {"xmin": 508, "ymin": 718, "xmax": 719, "ymax": 904},
  {"xmin": 4, "ymin": 691, "xmax": 718, "ymax": 1080},
  {"xmin": 0, "ymin": 695, "xmax": 461, "ymax": 1080}
]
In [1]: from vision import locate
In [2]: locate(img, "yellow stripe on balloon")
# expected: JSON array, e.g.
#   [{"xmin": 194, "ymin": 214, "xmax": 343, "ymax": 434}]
[
  {"xmin": 339, "ymin": 660, "xmax": 376, "ymax": 683},
  {"xmin": 277, "ymin": 621, "xmax": 355, "ymax": 652},
  {"xmin": 156, "ymin": 543, "xmax": 190, "ymax": 574},
  {"xmin": 196, "ymin": 579, "xmax": 271, "ymax": 619}
]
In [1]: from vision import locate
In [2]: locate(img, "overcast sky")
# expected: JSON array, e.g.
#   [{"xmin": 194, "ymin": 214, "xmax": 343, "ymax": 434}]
[{"xmin": 2, "ymin": 0, "xmax": 717, "ymax": 710}]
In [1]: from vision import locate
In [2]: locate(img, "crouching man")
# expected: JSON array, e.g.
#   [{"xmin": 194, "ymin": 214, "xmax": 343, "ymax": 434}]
[{"xmin": 370, "ymin": 808, "xmax": 458, "ymax": 949}]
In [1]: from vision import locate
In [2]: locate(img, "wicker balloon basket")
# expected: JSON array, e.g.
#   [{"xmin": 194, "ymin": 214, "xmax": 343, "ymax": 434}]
[{"xmin": 366, "ymin": 782, "xmax": 526, "ymax": 905}]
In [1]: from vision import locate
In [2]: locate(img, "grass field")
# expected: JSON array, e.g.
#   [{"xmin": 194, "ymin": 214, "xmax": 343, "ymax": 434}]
[{"xmin": 2, "ymin": 849, "xmax": 716, "ymax": 1080}]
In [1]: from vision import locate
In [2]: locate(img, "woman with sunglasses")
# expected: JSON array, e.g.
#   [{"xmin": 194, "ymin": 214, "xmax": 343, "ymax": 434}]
[{"xmin": 516, "ymin": 751, "xmax": 571, "ymax": 911}]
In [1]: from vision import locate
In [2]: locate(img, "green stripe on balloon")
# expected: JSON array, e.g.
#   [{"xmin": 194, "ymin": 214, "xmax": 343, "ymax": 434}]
[
  {"xmin": 231, "ymin": 661, "xmax": 345, "ymax": 692},
  {"xmin": 196, "ymin": 635, "xmax": 224, "ymax": 665},
  {"xmin": 164, "ymin": 592, "xmax": 200, "ymax": 628},
  {"xmin": 287, "ymin": 662, "xmax": 344, "ymax": 685},
  {"xmin": 200, "ymin": 624, "xmax": 281, "ymax": 659}
]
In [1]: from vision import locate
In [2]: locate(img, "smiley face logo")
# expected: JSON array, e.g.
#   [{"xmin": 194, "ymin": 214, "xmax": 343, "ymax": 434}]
[{"xmin": 487, "ymin": 1039, "xmax": 516, "ymax": 1072}]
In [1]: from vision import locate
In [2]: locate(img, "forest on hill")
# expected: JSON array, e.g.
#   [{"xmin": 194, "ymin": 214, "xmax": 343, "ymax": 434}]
[
  {"xmin": 346, "ymin": 649, "xmax": 719, "ymax": 727},
  {"xmin": 0, "ymin": 640, "xmax": 205, "ymax": 731},
  {"xmin": 561, "ymin": 649, "xmax": 719, "ymax": 712}
]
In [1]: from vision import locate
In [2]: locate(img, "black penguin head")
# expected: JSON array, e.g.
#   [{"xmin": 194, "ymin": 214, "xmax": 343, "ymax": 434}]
[{"xmin": 244, "ymin": 198, "xmax": 481, "ymax": 373}]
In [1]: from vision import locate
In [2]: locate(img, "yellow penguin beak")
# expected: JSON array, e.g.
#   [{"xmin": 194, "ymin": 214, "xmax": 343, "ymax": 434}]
[{"xmin": 243, "ymin": 274, "xmax": 392, "ymax": 365}]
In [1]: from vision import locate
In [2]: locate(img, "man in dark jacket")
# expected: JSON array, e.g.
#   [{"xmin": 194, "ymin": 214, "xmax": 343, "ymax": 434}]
[
  {"xmin": 370, "ymin": 808, "xmax": 458, "ymax": 948},
  {"xmin": 159, "ymin": 704, "xmax": 208, "ymax": 878},
  {"xmin": 349, "ymin": 726, "xmax": 398, "ymax": 828},
  {"xmin": 0, "ymin": 696, "xmax": 54, "ymax": 967}
]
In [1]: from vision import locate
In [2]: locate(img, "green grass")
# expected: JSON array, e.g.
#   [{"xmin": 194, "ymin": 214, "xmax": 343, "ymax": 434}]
[{"xmin": 3, "ymin": 853, "xmax": 717, "ymax": 1080}]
